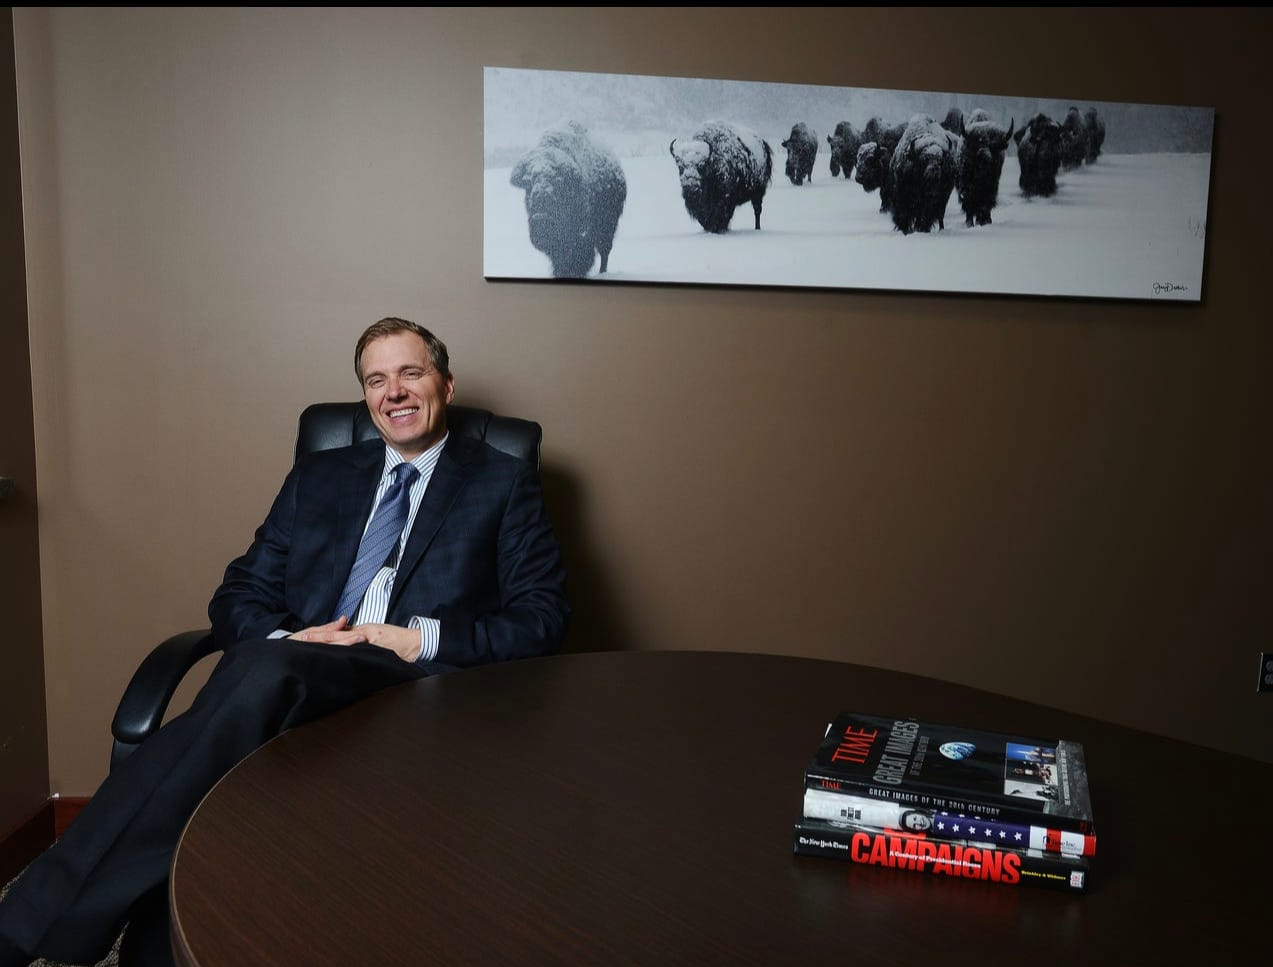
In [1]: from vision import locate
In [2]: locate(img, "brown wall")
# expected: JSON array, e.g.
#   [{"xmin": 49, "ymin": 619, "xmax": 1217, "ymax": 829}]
[
  {"xmin": 11, "ymin": 6, "xmax": 1271, "ymax": 795},
  {"xmin": 0, "ymin": 7, "xmax": 49, "ymax": 835}
]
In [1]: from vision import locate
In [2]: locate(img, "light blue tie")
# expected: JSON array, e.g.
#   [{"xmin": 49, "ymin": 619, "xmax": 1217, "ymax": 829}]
[{"xmin": 331, "ymin": 462, "xmax": 420, "ymax": 622}]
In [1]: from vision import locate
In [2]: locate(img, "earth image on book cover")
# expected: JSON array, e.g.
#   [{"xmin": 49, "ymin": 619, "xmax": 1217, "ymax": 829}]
[
  {"xmin": 928, "ymin": 738, "xmax": 1061, "ymax": 800},
  {"xmin": 878, "ymin": 724, "xmax": 1029, "ymax": 798}
]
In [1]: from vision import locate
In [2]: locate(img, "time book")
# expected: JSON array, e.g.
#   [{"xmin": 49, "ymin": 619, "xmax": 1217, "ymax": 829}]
[{"xmin": 805, "ymin": 712, "xmax": 1095, "ymax": 834}]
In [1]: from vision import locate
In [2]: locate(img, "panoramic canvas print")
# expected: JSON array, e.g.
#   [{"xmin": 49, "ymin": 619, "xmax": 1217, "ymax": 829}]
[{"xmin": 484, "ymin": 67, "xmax": 1214, "ymax": 301}]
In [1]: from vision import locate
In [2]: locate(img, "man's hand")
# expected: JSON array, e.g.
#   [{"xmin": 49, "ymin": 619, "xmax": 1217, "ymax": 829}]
[
  {"xmin": 288, "ymin": 617, "xmax": 368, "ymax": 645},
  {"xmin": 351, "ymin": 623, "xmax": 423, "ymax": 663}
]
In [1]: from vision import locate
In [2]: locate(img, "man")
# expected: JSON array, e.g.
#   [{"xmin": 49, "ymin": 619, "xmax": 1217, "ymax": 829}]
[{"xmin": 0, "ymin": 318, "xmax": 569, "ymax": 966}]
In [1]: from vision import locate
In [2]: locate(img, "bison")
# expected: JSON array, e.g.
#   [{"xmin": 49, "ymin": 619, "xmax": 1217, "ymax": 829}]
[
  {"xmin": 781, "ymin": 122, "xmax": 818, "ymax": 186},
  {"xmin": 889, "ymin": 114, "xmax": 960, "ymax": 234},
  {"xmin": 956, "ymin": 109, "xmax": 1014, "ymax": 227},
  {"xmin": 1083, "ymin": 107, "xmax": 1106, "ymax": 164},
  {"xmin": 669, "ymin": 121, "xmax": 773, "ymax": 233},
  {"xmin": 1059, "ymin": 106, "xmax": 1088, "ymax": 170},
  {"xmin": 509, "ymin": 121, "xmax": 627, "ymax": 278},
  {"xmin": 1014, "ymin": 113, "xmax": 1063, "ymax": 199},
  {"xmin": 854, "ymin": 118, "xmax": 906, "ymax": 213},
  {"xmin": 941, "ymin": 106, "xmax": 965, "ymax": 135},
  {"xmin": 826, "ymin": 121, "xmax": 861, "ymax": 178}
]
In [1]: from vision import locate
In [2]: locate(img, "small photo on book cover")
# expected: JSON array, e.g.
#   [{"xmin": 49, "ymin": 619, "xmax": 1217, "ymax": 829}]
[{"xmin": 1003, "ymin": 742, "xmax": 1060, "ymax": 800}]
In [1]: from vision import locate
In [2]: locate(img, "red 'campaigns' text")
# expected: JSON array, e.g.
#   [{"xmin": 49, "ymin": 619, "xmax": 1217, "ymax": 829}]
[{"xmin": 850, "ymin": 831, "xmax": 1022, "ymax": 884}]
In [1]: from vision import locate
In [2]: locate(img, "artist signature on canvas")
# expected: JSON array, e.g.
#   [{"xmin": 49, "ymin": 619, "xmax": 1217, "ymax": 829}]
[{"xmin": 1152, "ymin": 282, "xmax": 1189, "ymax": 295}]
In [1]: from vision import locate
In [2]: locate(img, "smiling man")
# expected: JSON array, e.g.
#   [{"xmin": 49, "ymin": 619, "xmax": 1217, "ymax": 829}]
[
  {"xmin": 0, "ymin": 318, "xmax": 569, "ymax": 967},
  {"xmin": 360, "ymin": 322, "xmax": 454, "ymax": 456}
]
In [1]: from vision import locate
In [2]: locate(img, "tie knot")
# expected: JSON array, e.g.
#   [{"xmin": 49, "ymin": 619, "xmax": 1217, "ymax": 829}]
[{"xmin": 393, "ymin": 462, "xmax": 419, "ymax": 488}]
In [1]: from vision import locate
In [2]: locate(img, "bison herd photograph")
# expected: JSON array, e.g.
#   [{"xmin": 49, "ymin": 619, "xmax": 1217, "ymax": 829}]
[{"xmin": 484, "ymin": 67, "xmax": 1214, "ymax": 301}]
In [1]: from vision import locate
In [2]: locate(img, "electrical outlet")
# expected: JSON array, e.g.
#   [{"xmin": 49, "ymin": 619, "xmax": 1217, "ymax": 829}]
[{"xmin": 1259, "ymin": 653, "xmax": 1273, "ymax": 694}]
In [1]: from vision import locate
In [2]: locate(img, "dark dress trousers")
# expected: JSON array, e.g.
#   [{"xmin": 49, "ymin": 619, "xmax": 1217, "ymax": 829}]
[{"xmin": 0, "ymin": 434, "xmax": 569, "ymax": 964}]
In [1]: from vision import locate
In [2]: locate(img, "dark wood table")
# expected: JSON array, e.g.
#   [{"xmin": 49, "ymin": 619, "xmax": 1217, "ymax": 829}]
[{"xmin": 169, "ymin": 650, "xmax": 1273, "ymax": 965}]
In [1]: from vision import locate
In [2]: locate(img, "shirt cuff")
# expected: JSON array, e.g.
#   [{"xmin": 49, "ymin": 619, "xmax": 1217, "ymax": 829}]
[
  {"xmin": 268, "ymin": 629, "xmax": 291, "ymax": 639},
  {"xmin": 408, "ymin": 616, "xmax": 441, "ymax": 663}
]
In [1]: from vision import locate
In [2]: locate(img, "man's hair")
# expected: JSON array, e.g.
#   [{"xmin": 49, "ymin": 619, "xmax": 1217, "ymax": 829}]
[{"xmin": 354, "ymin": 317, "xmax": 450, "ymax": 383}]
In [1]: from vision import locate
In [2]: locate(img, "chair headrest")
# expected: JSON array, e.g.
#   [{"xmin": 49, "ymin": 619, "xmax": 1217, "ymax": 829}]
[{"xmin": 294, "ymin": 403, "xmax": 542, "ymax": 470}]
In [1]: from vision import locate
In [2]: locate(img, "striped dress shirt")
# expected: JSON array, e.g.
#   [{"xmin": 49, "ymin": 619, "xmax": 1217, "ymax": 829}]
[{"xmin": 351, "ymin": 434, "xmax": 448, "ymax": 662}]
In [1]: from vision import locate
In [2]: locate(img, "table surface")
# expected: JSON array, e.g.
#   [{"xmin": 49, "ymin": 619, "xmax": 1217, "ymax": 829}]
[{"xmin": 170, "ymin": 650, "xmax": 1273, "ymax": 965}]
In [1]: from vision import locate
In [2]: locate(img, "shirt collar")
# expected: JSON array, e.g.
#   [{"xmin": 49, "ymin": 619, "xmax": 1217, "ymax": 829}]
[{"xmin": 383, "ymin": 432, "xmax": 448, "ymax": 478}]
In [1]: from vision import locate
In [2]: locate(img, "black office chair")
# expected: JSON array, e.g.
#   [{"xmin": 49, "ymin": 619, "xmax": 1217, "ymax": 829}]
[{"xmin": 108, "ymin": 402, "xmax": 543, "ymax": 773}]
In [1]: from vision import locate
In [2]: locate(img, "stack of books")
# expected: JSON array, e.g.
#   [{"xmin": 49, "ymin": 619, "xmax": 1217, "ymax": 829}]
[{"xmin": 793, "ymin": 712, "xmax": 1096, "ymax": 892}]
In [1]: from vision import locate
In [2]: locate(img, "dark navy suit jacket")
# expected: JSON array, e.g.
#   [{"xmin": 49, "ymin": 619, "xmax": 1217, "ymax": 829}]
[{"xmin": 208, "ymin": 433, "xmax": 569, "ymax": 670}]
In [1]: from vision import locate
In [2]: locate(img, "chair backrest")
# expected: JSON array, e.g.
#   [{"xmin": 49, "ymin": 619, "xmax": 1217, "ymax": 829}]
[{"xmin": 294, "ymin": 402, "xmax": 542, "ymax": 470}]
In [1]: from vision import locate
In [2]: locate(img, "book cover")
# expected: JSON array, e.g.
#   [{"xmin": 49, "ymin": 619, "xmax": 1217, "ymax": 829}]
[
  {"xmin": 803, "ymin": 788, "xmax": 1097, "ymax": 857},
  {"xmin": 805, "ymin": 712, "xmax": 1095, "ymax": 833},
  {"xmin": 793, "ymin": 818, "xmax": 1091, "ymax": 893}
]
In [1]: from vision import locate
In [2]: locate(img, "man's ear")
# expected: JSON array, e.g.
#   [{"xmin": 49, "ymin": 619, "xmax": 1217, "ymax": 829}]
[{"xmin": 444, "ymin": 372, "xmax": 456, "ymax": 404}]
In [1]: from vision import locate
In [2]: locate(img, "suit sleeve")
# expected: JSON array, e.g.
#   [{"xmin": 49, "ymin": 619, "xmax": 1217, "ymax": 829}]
[
  {"xmin": 207, "ymin": 464, "xmax": 306, "ymax": 647},
  {"xmin": 432, "ymin": 461, "xmax": 569, "ymax": 667}
]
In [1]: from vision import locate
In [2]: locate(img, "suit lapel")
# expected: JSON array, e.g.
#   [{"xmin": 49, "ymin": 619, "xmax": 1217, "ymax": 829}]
[
  {"xmin": 328, "ymin": 442, "xmax": 386, "ymax": 608},
  {"xmin": 390, "ymin": 437, "xmax": 471, "ymax": 611}
]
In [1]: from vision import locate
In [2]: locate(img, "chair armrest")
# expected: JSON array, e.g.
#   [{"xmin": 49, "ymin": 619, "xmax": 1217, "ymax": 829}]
[{"xmin": 109, "ymin": 628, "xmax": 222, "ymax": 772}]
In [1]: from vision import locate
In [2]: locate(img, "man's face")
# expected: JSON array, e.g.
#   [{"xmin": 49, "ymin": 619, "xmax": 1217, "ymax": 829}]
[{"xmin": 359, "ymin": 331, "xmax": 454, "ymax": 459}]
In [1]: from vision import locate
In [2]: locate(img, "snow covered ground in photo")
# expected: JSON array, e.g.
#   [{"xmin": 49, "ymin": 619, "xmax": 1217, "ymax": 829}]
[{"xmin": 484, "ymin": 149, "xmax": 1210, "ymax": 301}]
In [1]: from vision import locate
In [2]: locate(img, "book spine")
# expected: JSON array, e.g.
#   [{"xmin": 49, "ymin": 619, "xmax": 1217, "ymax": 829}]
[
  {"xmin": 793, "ymin": 821, "xmax": 1090, "ymax": 893},
  {"xmin": 803, "ymin": 788, "xmax": 1096, "ymax": 857},
  {"xmin": 804, "ymin": 769, "xmax": 1093, "ymax": 834}
]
